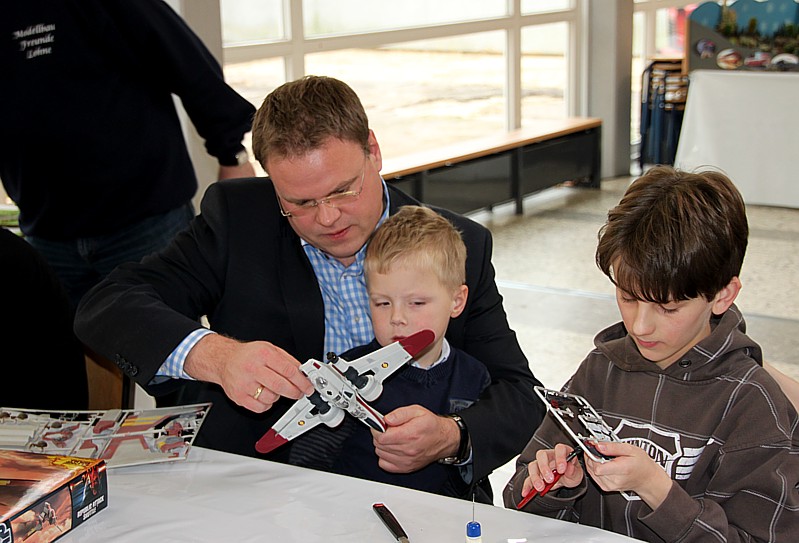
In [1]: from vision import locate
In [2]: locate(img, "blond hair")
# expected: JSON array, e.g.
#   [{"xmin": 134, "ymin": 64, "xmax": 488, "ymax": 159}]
[{"xmin": 365, "ymin": 205, "xmax": 466, "ymax": 290}]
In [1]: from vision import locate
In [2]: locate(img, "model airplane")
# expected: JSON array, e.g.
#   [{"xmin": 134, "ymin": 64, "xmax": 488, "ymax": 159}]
[{"xmin": 255, "ymin": 329, "xmax": 434, "ymax": 454}]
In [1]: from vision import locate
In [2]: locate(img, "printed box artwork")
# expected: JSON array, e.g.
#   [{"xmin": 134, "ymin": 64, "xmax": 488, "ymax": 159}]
[
  {"xmin": 0, "ymin": 450, "xmax": 108, "ymax": 543},
  {"xmin": 0, "ymin": 404, "xmax": 212, "ymax": 468}
]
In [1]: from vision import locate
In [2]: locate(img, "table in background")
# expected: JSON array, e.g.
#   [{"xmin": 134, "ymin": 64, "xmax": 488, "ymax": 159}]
[
  {"xmin": 674, "ymin": 69, "xmax": 799, "ymax": 209},
  {"xmin": 59, "ymin": 447, "xmax": 635, "ymax": 543}
]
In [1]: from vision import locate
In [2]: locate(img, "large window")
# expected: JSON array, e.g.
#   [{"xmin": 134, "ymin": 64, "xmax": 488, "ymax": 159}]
[
  {"xmin": 220, "ymin": 0, "xmax": 576, "ymax": 165},
  {"xmin": 220, "ymin": 0, "xmax": 699, "ymax": 167},
  {"xmin": 305, "ymin": 33, "xmax": 507, "ymax": 158},
  {"xmin": 303, "ymin": 0, "xmax": 507, "ymax": 36},
  {"xmin": 522, "ymin": 0, "xmax": 573, "ymax": 15},
  {"xmin": 521, "ymin": 22, "xmax": 569, "ymax": 123},
  {"xmin": 220, "ymin": 0, "xmax": 284, "ymax": 44}
]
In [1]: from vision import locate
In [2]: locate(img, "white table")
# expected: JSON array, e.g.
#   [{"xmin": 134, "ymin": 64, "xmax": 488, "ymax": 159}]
[
  {"xmin": 674, "ymin": 69, "xmax": 799, "ymax": 209},
  {"xmin": 59, "ymin": 447, "xmax": 635, "ymax": 542}
]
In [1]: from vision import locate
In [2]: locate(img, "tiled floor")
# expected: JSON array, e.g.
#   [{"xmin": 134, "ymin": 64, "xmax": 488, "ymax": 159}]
[{"xmin": 473, "ymin": 175, "xmax": 799, "ymax": 505}]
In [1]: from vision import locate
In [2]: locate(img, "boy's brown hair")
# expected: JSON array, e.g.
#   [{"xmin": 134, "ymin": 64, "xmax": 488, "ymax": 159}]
[
  {"xmin": 365, "ymin": 205, "xmax": 466, "ymax": 291},
  {"xmin": 251, "ymin": 75, "xmax": 370, "ymax": 169},
  {"xmin": 596, "ymin": 165, "xmax": 748, "ymax": 303}
]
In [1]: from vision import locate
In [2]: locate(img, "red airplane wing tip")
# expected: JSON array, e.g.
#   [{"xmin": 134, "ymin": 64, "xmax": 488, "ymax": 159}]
[
  {"xmin": 255, "ymin": 429, "xmax": 289, "ymax": 454},
  {"xmin": 399, "ymin": 329, "xmax": 435, "ymax": 357}
]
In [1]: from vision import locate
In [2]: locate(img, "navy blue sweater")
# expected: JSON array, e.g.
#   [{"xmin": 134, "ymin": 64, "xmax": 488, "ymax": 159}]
[
  {"xmin": 1, "ymin": 0, "xmax": 255, "ymax": 239},
  {"xmin": 290, "ymin": 339, "xmax": 491, "ymax": 498}
]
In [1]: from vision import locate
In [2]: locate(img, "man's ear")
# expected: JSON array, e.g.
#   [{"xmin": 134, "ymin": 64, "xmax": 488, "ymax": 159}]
[
  {"xmin": 368, "ymin": 130, "xmax": 382, "ymax": 172},
  {"xmin": 450, "ymin": 285, "xmax": 468, "ymax": 318},
  {"xmin": 711, "ymin": 276, "xmax": 741, "ymax": 315}
]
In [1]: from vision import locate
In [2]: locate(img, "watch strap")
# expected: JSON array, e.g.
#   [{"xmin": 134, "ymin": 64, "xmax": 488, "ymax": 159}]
[{"xmin": 437, "ymin": 413, "xmax": 470, "ymax": 465}]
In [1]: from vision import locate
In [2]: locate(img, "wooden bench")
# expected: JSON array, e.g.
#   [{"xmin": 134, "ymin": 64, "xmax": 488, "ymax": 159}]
[{"xmin": 382, "ymin": 117, "xmax": 602, "ymax": 215}]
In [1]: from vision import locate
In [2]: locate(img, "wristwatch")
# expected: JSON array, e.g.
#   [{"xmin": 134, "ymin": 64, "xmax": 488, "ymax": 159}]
[
  {"xmin": 219, "ymin": 148, "xmax": 249, "ymax": 167},
  {"xmin": 437, "ymin": 413, "xmax": 470, "ymax": 465}
]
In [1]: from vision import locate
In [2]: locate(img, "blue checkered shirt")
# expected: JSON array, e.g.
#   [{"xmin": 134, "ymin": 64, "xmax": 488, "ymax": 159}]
[{"xmin": 302, "ymin": 240, "xmax": 372, "ymax": 357}]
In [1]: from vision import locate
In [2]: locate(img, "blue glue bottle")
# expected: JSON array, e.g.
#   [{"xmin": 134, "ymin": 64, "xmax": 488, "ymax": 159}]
[
  {"xmin": 466, "ymin": 520, "xmax": 482, "ymax": 542},
  {"xmin": 466, "ymin": 493, "xmax": 482, "ymax": 542}
]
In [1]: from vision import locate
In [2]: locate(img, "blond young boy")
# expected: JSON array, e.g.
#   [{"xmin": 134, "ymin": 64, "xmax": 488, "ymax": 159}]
[
  {"xmin": 290, "ymin": 205, "xmax": 492, "ymax": 500},
  {"xmin": 503, "ymin": 166, "xmax": 799, "ymax": 541}
]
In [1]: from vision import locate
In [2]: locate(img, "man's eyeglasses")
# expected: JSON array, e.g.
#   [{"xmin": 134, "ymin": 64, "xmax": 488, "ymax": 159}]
[{"xmin": 278, "ymin": 159, "xmax": 367, "ymax": 218}]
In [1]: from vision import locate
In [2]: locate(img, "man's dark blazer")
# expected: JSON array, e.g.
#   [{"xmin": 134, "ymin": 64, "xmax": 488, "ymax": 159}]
[{"xmin": 74, "ymin": 178, "xmax": 544, "ymax": 489}]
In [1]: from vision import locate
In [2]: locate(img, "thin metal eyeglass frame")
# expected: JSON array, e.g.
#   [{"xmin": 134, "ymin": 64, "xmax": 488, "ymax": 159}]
[{"xmin": 278, "ymin": 159, "xmax": 367, "ymax": 218}]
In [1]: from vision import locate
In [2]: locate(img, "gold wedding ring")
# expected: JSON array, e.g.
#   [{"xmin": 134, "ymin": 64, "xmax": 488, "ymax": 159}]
[{"xmin": 253, "ymin": 385, "xmax": 264, "ymax": 401}]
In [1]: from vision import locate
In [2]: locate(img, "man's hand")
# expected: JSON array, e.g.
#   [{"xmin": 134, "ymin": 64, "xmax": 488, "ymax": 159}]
[
  {"xmin": 372, "ymin": 406, "xmax": 460, "ymax": 473},
  {"xmin": 184, "ymin": 334, "xmax": 313, "ymax": 413},
  {"xmin": 584, "ymin": 440, "xmax": 672, "ymax": 510}
]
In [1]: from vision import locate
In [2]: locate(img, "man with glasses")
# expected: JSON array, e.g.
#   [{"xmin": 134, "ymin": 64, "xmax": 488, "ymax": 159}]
[{"xmin": 75, "ymin": 76, "xmax": 544, "ymax": 500}]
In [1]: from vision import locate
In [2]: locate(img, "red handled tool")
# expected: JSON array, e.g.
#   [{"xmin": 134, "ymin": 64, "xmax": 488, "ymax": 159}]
[{"xmin": 516, "ymin": 448, "xmax": 580, "ymax": 510}]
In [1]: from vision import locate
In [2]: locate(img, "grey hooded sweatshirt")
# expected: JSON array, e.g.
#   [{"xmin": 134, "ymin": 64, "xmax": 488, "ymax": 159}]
[{"xmin": 504, "ymin": 304, "xmax": 799, "ymax": 542}]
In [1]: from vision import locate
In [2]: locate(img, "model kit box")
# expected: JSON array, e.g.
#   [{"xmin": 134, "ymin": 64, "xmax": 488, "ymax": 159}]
[
  {"xmin": 0, "ymin": 450, "xmax": 107, "ymax": 543},
  {"xmin": 0, "ymin": 404, "xmax": 211, "ymax": 468}
]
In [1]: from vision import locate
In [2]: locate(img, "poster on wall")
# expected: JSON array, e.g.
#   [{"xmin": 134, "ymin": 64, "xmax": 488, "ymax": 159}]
[{"xmin": 686, "ymin": 0, "xmax": 799, "ymax": 72}]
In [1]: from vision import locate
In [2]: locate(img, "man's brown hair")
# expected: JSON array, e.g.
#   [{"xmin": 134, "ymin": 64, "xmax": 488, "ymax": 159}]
[{"xmin": 251, "ymin": 76, "xmax": 370, "ymax": 170}]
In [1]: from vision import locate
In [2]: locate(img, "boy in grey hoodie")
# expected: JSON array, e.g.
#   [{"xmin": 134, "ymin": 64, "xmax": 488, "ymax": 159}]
[{"xmin": 504, "ymin": 165, "xmax": 798, "ymax": 542}]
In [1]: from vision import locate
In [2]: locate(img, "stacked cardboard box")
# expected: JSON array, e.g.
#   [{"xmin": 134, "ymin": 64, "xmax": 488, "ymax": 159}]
[{"xmin": 0, "ymin": 450, "xmax": 107, "ymax": 543}]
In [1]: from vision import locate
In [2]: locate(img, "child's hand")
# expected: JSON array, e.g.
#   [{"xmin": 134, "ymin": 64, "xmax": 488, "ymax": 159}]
[
  {"xmin": 584, "ymin": 440, "xmax": 672, "ymax": 509},
  {"xmin": 521, "ymin": 444, "xmax": 583, "ymax": 498}
]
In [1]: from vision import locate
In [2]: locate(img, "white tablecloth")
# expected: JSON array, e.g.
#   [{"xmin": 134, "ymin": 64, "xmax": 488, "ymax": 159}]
[
  {"xmin": 58, "ymin": 447, "xmax": 635, "ymax": 543},
  {"xmin": 674, "ymin": 69, "xmax": 799, "ymax": 209}
]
